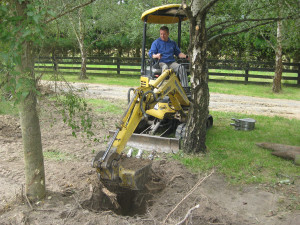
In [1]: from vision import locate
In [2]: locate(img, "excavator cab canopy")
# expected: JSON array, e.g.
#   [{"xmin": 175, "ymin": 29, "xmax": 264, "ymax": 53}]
[
  {"xmin": 140, "ymin": 4, "xmax": 188, "ymax": 75},
  {"xmin": 141, "ymin": 4, "xmax": 188, "ymax": 24}
]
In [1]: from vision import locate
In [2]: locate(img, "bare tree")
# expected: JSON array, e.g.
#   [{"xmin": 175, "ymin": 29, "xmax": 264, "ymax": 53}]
[
  {"xmin": 273, "ymin": 18, "xmax": 283, "ymax": 92},
  {"xmin": 68, "ymin": 7, "xmax": 88, "ymax": 79},
  {"xmin": 182, "ymin": 0, "xmax": 299, "ymax": 153},
  {"xmin": 181, "ymin": 0, "xmax": 219, "ymax": 153},
  {"xmin": 5, "ymin": 0, "xmax": 96, "ymax": 202}
]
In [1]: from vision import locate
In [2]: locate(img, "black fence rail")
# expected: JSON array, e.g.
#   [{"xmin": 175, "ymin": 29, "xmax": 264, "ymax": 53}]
[
  {"xmin": 207, "ymin": 59, "xmax": 299, "ymax": 87},
  {"xmin": 35, "ymin": 56, "xmax": 141, "ymax": 77},
  {"xmin": 35, "ymin": 57, "xmax": 300, "ymax": 87}
]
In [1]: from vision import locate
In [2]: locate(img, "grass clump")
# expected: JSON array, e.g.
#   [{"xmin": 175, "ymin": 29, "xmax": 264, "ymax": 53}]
[
  {"xmin": 87, "ymin": 99, "xmax": 125, "ymax": 115},
  {"xmin": 43, "ymin": 149, "xmax": 76, "ymax": 161},
  {"xmin": 0, "ymin": 99, "xmax": 18, "ymax": 116}
]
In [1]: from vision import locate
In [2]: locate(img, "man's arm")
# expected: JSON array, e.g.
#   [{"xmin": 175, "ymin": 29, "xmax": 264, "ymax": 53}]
[
  {"xmin": 178, "ymin": 52, "xmax": 188, "ymax": 59},
  {"xmin": 174, "ymin": 41, "xmax": 188, "ymax": 59},
  {"xmin": 149, "ymin": 40, "xmax": 161, "ymax": 59}
]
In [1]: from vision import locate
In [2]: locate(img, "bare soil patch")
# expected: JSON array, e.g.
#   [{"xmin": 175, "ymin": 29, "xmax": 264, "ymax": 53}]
[{"xmin": 0, "ymin": 83, "xmax": 299, "ymax": 224}]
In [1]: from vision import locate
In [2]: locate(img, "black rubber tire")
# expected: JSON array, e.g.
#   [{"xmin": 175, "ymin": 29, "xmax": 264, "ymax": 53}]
[
  {"xmin": 206, "ymin": 115, "xmax": 213, "ymax": 129},
  {"xmin": 134, "ymin": 117, "xmax": 149, "ymax": 133},
  {"xmin": 175, "ymin": 123, "xmax": 186, "ymax": 139},
  {"xmin": 176, "ymin": 116, "xmax": 213, "ymax": 139}
]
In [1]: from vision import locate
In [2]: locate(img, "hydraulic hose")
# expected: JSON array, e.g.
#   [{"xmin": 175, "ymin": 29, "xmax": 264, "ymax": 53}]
[
  {"xmin": 140, "ymin": 90, "xmax": 157, "ymax": 118},
  {"xmin": 127, "ymin": 88, "xmax": 135, "ymax": 104}
]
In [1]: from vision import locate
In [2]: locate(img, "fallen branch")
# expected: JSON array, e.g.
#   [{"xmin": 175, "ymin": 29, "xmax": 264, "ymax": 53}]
[
  {"xmin": 175, "ymin": 204, "xmax": 200, "ymax": 225},
  {"xmin": 163, "ymin": 169, "xmax": 214, "ymax": 224},
  {"xmin": 24, "ymin": 194, "xmax": 33, "ymax": 210}
]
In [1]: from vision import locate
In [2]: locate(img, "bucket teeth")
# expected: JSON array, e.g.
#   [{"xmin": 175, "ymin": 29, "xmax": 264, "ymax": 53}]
[
  {"xmin": 136, "ymin": 149, "xmax": 143, "ymax": 159},
  {"xmin": 127, "ymin": 148, "xmax": 133, "ymax": 158},
  {"xmin": 148, "ymin": 150, "xmax": 156, "ymax": 160},
  {"xmin": 148, "ymin": 154, "xmax": 154, "ymax": 160}
]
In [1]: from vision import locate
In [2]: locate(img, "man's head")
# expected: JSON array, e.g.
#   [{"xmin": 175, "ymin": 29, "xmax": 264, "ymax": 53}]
[{"xmin": 160, "ymin": 26, "xmax": 169, "ymax": 42}]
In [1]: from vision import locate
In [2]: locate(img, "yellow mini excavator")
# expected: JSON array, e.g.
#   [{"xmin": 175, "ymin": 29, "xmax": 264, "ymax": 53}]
[
  {"xmin": 92, "ymin": 4, "xmax": 213, "ymax": 190},
  {"xmin": 92, "ymin": 69, "xmax": 191, "ymax": 190}
]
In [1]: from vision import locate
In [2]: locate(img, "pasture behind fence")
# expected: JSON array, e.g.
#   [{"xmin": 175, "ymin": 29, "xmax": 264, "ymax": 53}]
[{"xmin": 34, "ymin": 56, "xmax": 300, "ymax": 87}]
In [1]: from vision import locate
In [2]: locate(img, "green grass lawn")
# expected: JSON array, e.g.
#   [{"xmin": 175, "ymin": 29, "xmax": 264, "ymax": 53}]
[
  {"xmin": 173, "ymin": 111, "xmax": 300, "ymax": 185},
  {"xmin": 42, "ymin": 73, "xmax": 140, "ymax": 87},
  {"xmin": 209, "ymin": 82, "xmax": 300, "ymax": 100}
]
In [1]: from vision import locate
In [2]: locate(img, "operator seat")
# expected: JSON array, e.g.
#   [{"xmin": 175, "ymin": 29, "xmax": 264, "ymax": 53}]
[{"xmin": 148, "ymin": 58, "xmax": 162, "ymax": 79}]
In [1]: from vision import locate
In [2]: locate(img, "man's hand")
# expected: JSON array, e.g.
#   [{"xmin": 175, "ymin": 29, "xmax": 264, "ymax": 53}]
[
  {"xmin": 179, "ymin": 53, "xmax": 189, "ymax": 60},
  {"xmin": 153, "ymin": 53, "xmax": 162, "ymax": 60}
]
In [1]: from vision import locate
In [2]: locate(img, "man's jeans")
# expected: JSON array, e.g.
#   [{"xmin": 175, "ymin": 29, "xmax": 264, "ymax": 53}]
[{"xmin": 159, "ymin": 62, "xmax": 188, "ymax": 88}]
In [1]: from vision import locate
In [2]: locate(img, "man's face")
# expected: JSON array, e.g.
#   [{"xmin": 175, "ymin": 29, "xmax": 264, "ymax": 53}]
[{"xmin": 160, "ymin": 29, "xmax": 169, "ymax": 42}]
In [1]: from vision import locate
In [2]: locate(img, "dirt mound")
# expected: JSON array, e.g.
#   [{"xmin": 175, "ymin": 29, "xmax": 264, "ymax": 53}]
[
  {"xmin": 74, "ymin": 160, "xmax": 247, "ymax": 225},
  {"xmin": 3, "ymin": 157, "xmax": 294, "ymax": 225}
]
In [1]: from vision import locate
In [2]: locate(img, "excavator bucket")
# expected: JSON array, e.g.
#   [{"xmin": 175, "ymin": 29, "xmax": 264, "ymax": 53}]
[
  {"xmin": 93, "ymin": 151, "xmax": 152, "ymax": 190},
  {"xmin": 109, "ymin": 131, "xmax": 180, "ymax": 153},
  {"xmin": 118, "ymin": 157, "xmax": 152, "ymax": 190}
]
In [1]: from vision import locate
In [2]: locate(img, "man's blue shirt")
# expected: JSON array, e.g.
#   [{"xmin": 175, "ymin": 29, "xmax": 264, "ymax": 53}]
[{"xmin": 148, "ymin": 38, "xmax": 181, "ymax": 64}]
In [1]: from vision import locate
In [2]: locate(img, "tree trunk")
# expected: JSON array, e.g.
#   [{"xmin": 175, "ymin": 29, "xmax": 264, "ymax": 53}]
[
  {"xmin": 272, "ymin": 19, "xmax": 283, "ymax": 93},
  {"xmin": 78, "ymin": 8, "xmax": 88, "ymax": 80},
  {"xmin": 80, "ymin": 42, "xmax": 88, "ymax": 80},
  {"xmin": 183, "ymin": 2, "xmax": 210, "ymax": 153},
  {"xmin": 16, "ymin": 0, "xmax": 46, "ymax": 201},
  {"xmin": 69, "ymin": 7, "xmax": 88, "ymax": 80},
  {"xmin": 134, "ymin": 48, "xmax": 140, "ymax": 58},
  {"xmin": 19, "ymin": 82, "xmax": 46, "ymax": 201},
  {"xmin": 117, "ymin": 48, "xmax": 123, "ymax": 57}
]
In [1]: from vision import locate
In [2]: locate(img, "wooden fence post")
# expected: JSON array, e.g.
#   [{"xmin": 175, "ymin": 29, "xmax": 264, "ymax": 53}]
[
  {"xmin": 297, "ymin": 63, "xmax": 300, "ymax": 87},
  {"xmin": 245, "ymin": 62, "xmax": 249, "ymax": 84},
  {"xmin": 51, "ymin": 54, "xmax": 58, "ymax": 72},
  {"xmin": 117, "ymin": 57, "xmax": 121, "ymax": 75}
]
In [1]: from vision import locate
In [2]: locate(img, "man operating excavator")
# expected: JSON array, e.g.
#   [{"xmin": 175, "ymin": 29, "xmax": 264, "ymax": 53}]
[{"xmin": 148, "ymin": 26, "xmax": 189, "ymax": 88}]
